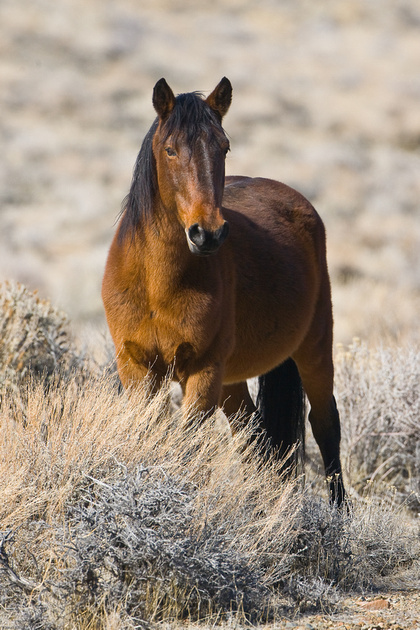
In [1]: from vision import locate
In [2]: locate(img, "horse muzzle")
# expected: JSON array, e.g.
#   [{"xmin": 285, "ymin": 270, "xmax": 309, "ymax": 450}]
[{"xmin": 186, "ymin": 221, "xmax": 229, "ymax": 255}]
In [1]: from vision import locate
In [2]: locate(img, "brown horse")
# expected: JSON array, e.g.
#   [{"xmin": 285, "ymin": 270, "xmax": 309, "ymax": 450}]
[{"xmin": 102, "ymin": 78, "xmax": 346, "ymax": 505}]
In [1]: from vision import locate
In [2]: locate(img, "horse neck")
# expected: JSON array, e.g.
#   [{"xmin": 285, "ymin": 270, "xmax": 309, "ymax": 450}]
[{"xmin": 138, "ymin": 200, "xmax": 192, "ymax": 283}]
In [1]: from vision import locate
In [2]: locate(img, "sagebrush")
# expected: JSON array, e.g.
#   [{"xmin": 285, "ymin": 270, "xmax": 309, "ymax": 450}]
[
  {"xmin": 336, "ymin": 339, "xmax": 420, "ymax": 510},
  {"xmin": 0, "ymin": 281, "xmax": 89, "ymax": 397}
]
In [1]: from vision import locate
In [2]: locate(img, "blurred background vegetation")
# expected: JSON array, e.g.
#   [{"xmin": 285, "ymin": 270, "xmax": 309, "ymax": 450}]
[{"xmin": 1, "ymin": 0, "xmax": 419, "ymax": 344}]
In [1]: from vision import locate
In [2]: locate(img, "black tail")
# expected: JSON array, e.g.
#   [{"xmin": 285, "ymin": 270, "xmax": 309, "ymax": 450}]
[{"xmin": 256, "ymin": 358, "xmax": 306, "ymax": 473}]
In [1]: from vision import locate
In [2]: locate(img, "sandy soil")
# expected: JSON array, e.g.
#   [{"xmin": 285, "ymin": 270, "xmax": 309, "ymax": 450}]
[
  {"xmin": 281, "ymin": 591, "xmax": 420, "ymax": 630},
  {"xmin": 1, "ymin": 0, "xmax": 420, "ymax": 345}
]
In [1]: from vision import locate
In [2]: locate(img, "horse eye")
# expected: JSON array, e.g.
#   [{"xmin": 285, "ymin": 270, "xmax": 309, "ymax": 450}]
[
  {"xmin": 223, "ymin": 145, "xmax": 230, "ymax": 156},
  {"xmin": 165, "ymin": 147, "xmax": 177, "ymax": 157}
]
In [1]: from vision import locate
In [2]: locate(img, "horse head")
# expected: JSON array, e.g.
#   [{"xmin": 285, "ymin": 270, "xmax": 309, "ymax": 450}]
[{"xmin": 152, "ymin": 77, "xmax": 232, "ymax": 255}]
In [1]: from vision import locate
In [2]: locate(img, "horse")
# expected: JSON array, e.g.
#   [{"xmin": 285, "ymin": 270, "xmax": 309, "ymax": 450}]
[{"xmin": 102, "ymin": 77, "xmax": 346, "ymax": 506}]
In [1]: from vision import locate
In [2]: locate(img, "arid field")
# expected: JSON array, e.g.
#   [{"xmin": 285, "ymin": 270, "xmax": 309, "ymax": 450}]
[
  {"xmin": 1, "ymin": 0, "xmax": 420, "ymax": 344},
  {"xmin": 1, "ymin": 0, "xmax": 420, "ymax": 628}
]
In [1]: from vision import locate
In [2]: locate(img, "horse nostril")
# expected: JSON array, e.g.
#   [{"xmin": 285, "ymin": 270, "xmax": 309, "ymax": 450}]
[
  {"xmin": 188, "ymin": 223, "xmax": 206, "ymax": 247},
  {"xmin": 187, "ymin": 221, "xmax": 229, "ymax": 254}
]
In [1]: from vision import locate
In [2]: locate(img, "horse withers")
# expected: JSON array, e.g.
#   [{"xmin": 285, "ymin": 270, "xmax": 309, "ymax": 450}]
[{"xmin": 102, "ymin": 78, "xmax": 346, "ymax": 506}]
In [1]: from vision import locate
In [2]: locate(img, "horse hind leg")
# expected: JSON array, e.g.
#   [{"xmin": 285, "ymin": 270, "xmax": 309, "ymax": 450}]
[
  {"xmin": 221, "ymin": 381, "xmax": 257, "ymax": 422},
  {"xmin": 310, "ymin": 393, "xmax": 344, "ymax": 506},
  {"xmin": 293, "ymin": 348, "xmax": 346, "ymax": 506},
  {"xmin": 256, "ymin": 358, "xmax": 306, "ymax": 472}
]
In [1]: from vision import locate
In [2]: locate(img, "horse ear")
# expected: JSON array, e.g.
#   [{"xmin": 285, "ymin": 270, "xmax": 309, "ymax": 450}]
[
  {"xmin": 153, "ymin": 78, "xmax": 175, "ymax": 120},
  {"xmin": 206, "ymin": 77, "xmax": 232, "ymax": 120}
]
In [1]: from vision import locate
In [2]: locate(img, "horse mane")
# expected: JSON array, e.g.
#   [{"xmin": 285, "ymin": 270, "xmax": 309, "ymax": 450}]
[
  {"xmin": 118, "ymin": 92, "xmax": 224, "ymax": 243},
  {"xmin": 118, "ymin": 119, "xmax": 158, "ymax": 244}
]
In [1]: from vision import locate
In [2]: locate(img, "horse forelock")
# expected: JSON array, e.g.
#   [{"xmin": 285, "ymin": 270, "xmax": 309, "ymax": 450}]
[{"xmin": 160, "ymin": 92, "xmax": 224, "ymax": 147}]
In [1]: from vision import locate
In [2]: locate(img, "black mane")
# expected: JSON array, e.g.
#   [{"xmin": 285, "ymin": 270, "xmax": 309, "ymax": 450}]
[{"xmin": 118, "ymin": 92, "xmax": 224, "ymax": 243}]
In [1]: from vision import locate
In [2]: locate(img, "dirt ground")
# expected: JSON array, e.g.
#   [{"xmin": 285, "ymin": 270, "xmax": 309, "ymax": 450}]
[
  {"xmin": 285, "ymin": 591, "xmax": 420, "ymax": 630},
  {"xmin": 1, "ymin": 0, "xmax": 420, "ymax": 344}
]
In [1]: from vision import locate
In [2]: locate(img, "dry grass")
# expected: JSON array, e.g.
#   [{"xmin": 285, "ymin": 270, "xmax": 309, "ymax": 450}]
[
  {"xmin": 0, "ymin": 283, "xmax": 419, "ymax": 629},
  {"xmin": 0, "ymin": 374, "xmax": 300, "ymax": 628}
]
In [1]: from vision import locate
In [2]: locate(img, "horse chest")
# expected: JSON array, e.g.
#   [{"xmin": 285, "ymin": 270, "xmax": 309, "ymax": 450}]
[{"xmin": 131, "ymin": 290, "xmax": 225, "ymax": 372}]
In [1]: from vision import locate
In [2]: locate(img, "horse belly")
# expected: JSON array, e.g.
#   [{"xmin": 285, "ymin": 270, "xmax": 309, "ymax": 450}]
[
  {"xmin": 224, "ymin": 326, "xmax": 307, "ymax": 383},
  {"xmin": 221, "ymin": 190, "xmax": 322, "ymax": 382},
  {"xmin": 224, "ymin": 273, "xmax": 317, "ymax": 383}
]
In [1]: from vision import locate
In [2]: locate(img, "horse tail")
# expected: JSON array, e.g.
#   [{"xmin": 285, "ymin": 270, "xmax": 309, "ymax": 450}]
[{"xmin": 256, "ymin": 358, "xmax": 306, "ymax": 473}]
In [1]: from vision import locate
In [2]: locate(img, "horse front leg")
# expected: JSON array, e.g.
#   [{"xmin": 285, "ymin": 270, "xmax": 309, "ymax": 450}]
[
  {"xmin": 182, "ymin": 364, "xmax": 224, "ymax": 419},
  {"xmin": 221, "ymin": 381, "xmax": 257, "ymax": 419},
  {"xmin": 115, "ymin": 342, "xmax": 165, "ymax": 395}
]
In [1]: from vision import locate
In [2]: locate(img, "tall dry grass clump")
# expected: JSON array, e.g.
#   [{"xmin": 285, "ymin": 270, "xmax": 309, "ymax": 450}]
[{"xmin": 0, "ymin": 283, "xmax": 419, "ymax": 629}]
